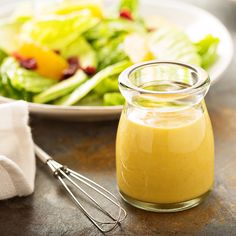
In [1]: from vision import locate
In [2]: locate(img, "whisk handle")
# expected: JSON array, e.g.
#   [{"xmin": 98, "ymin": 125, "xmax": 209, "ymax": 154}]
[{"xmin": 34, "ymin": 144, "xmax": 52, "ymax": 163}]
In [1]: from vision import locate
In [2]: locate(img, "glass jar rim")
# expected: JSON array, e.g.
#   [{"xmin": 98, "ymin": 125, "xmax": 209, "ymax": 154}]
[{"xmin": 118, "ymin": 60, "xmax": 210, "ymax": 96}]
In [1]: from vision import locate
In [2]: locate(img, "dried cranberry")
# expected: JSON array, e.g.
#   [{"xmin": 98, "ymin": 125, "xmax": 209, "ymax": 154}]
[
  {"xmin": 62, "ymin": 57, "xmax": 79, "ymax": 79},
  {"xmin": 20, "ymin": 58, "xmax": 37, "ymax": 70},
  {"xmin": 53, "ymin": 49, "xmax": 61, "ymax": 55},
  {"xmin": 12, "ymin": 53, "xmax": 37, "ymax": 70},
  {"xmin": 83, "ymin": 66, "xmax": 96, "ymax": 76},
  {"xmin": 67, "ymin": 57, "xmax": 79, "ymax": 67},
  {"xmin": 119, "ymin": 9, "xmax": 133, "ymax": 20},
  {"xmin": 62, "ymin": 67, "xmax": 76, "ymax": 79}
]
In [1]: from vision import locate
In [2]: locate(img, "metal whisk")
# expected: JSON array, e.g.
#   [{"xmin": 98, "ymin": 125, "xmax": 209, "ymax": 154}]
[{"xmin": 35, "ymin": 145, "xmax": 127, "ymax": 233}]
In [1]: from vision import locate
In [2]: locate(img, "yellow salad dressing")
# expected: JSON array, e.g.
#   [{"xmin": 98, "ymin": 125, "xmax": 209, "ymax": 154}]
[{"xmin": 116, "ymin": 105, "xmax": 214, "ymax": 204}]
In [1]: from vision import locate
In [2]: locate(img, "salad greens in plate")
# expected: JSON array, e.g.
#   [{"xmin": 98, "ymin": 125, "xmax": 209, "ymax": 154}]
[{"xmin": 0, "ymin": 0, "xmax": 219, "ymax": 107}]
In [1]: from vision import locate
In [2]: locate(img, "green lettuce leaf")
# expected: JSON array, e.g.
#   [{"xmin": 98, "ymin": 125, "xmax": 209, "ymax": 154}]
[
  {"xmin": 0, "ymin": 49, "xmax": 8, "ymax": 65},
  {"xmin": 33, "ymin": 70, "xmax": 87, "ymax": 104},
  {"xmin": 94, "ymin": 75, "xmax": 119, "ymax": 95},
  {"xmin": 77, "ymin": 92, "xmax": 103, "ymax": 106},
  {"xmin": 60, "ymin": 36, "xmax": 97, "ymax": 68},
  {"xmin": 20, "ymin": 10, "xmax": 100, "ymax": 50},
  {"xmin": 103, "ymin": 92, "xmax": 125, "ymax": 106},
  {"xmin": 85, "ymin": 19, "xmax": 145, "ymax": 69},
  {"xmin": 0, "ymin": 57, "xmax": 55, "ymax": 101},
  {"xmin": 85, "ymin": 18, "xmax": 145, "ymax": 41},
  {"xmin": 0, "ymin": 3, "xmax": 33, "ymax": 53},
  {"xmin": 97, "ymin": 34, "xmax": 128, "ymax": 69},
  {"xmin": 55, "ymin": 60, "xmax": 131, "ymax": 106},
  {"xmin": 148, "ymin": 27, "xmax": 201, "ymax": 66},
  {"xmin": 195, "ymin": 34, "xmax": 219, "ymax": 69},
  {"xmin": 0, "ymin": 20, "xmax": 22, "ymax": 53}
]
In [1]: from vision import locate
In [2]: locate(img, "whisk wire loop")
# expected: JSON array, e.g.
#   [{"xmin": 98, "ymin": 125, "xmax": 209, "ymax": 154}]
[{"xmin": 35, "ymin": 144, "xmax": 127, "ymax": 233}]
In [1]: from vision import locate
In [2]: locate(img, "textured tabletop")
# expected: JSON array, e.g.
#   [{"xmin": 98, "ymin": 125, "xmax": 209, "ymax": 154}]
[{"xmin": 0, "ymin": 0, "xmax": 236, "ymax": 235}]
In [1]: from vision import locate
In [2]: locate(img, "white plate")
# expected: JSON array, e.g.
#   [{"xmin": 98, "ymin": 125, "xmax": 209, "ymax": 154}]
[{"xmin": 0, "ymin": 0, "xmax": 233, "ymax": 121}]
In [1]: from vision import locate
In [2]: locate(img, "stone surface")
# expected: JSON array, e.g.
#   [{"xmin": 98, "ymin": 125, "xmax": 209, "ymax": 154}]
[{"xmin": 1, "ymin": 0, "xmax": 236, "ymax": 235}]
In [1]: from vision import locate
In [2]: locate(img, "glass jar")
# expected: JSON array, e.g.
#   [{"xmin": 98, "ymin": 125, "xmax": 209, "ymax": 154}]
[{"xmin": 116, "ymin": 61, "xmax": 214, "ymax": 212}]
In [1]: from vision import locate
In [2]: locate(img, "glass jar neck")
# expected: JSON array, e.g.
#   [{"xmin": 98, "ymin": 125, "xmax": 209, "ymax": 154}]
[{"xmin": 119, "ymin": 61, "xmax": 210, "ymax": 113}]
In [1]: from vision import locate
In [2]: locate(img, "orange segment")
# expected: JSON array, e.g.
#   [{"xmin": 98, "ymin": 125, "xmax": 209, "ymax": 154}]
[{"xmin": 18, "ymin": 42, "xmax": 68, "ymax": 80}]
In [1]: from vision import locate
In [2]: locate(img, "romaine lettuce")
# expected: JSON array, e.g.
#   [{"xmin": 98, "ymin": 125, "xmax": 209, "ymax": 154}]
[
  {"xmin": 20, "ymin": 10, "xmax": 100, "ymax": 50},
  {"xmin": 148, "ymin": 27, "xmax": 201, "ymax": 66},
  {"xmin": 103, "ymin": 92, "xmax": 125, "ymax": 106},
  {"xmin": 85, "ymin": 18, "xmax": 145, "ymax": 41},
  {"xmin": 60, "ymin": 37, "xmax": 97, "ymax": 68},
  {"xmin": 33, "ymin": 70, "xmax": 87, "ymax": 104},
  {"xmin": 0, "ymin": 57, "xmax": 55, "ymax": 101},
  {"xmin": 195, "ymin": 34, "xmax": 219, "ymax": 69},
  {"xmin": 56, "ymin": 60, "xmax": 131, "ymax": 106},
  {"xmin": 0, "ymin": 20, "xmax": 22, "ymax": 53},
  {"xmin": 94, "ymin": 76, "xmax": 119, "ymax": 95}
]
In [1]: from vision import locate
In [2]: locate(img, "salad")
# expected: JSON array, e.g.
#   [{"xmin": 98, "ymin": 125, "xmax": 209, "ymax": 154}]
[{"xmin": 0, "ymin": 0, "xmax": 219, "ymax": 106}]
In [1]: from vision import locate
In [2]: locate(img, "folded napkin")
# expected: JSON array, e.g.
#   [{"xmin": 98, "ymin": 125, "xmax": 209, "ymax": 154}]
[{"xmin": 0, "ymin": 101, "xmax": 35, "ymax": 200}]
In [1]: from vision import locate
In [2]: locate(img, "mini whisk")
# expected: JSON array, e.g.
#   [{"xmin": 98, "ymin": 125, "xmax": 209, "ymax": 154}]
[{"xmin": 35, "ymin": 145, "xmax": 127, "ymax": 233}]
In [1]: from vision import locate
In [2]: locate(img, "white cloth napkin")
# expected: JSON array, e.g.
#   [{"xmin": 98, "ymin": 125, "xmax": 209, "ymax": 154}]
[{"xmin": 0, "ymin": 101, "xmax": 35, "ymax": 200}]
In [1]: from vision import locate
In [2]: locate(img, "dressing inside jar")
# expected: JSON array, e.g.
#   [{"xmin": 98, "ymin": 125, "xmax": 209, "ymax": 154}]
[{"xmin": 116, "ymin": 61, "xmax": 214, "ymax": 212}]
